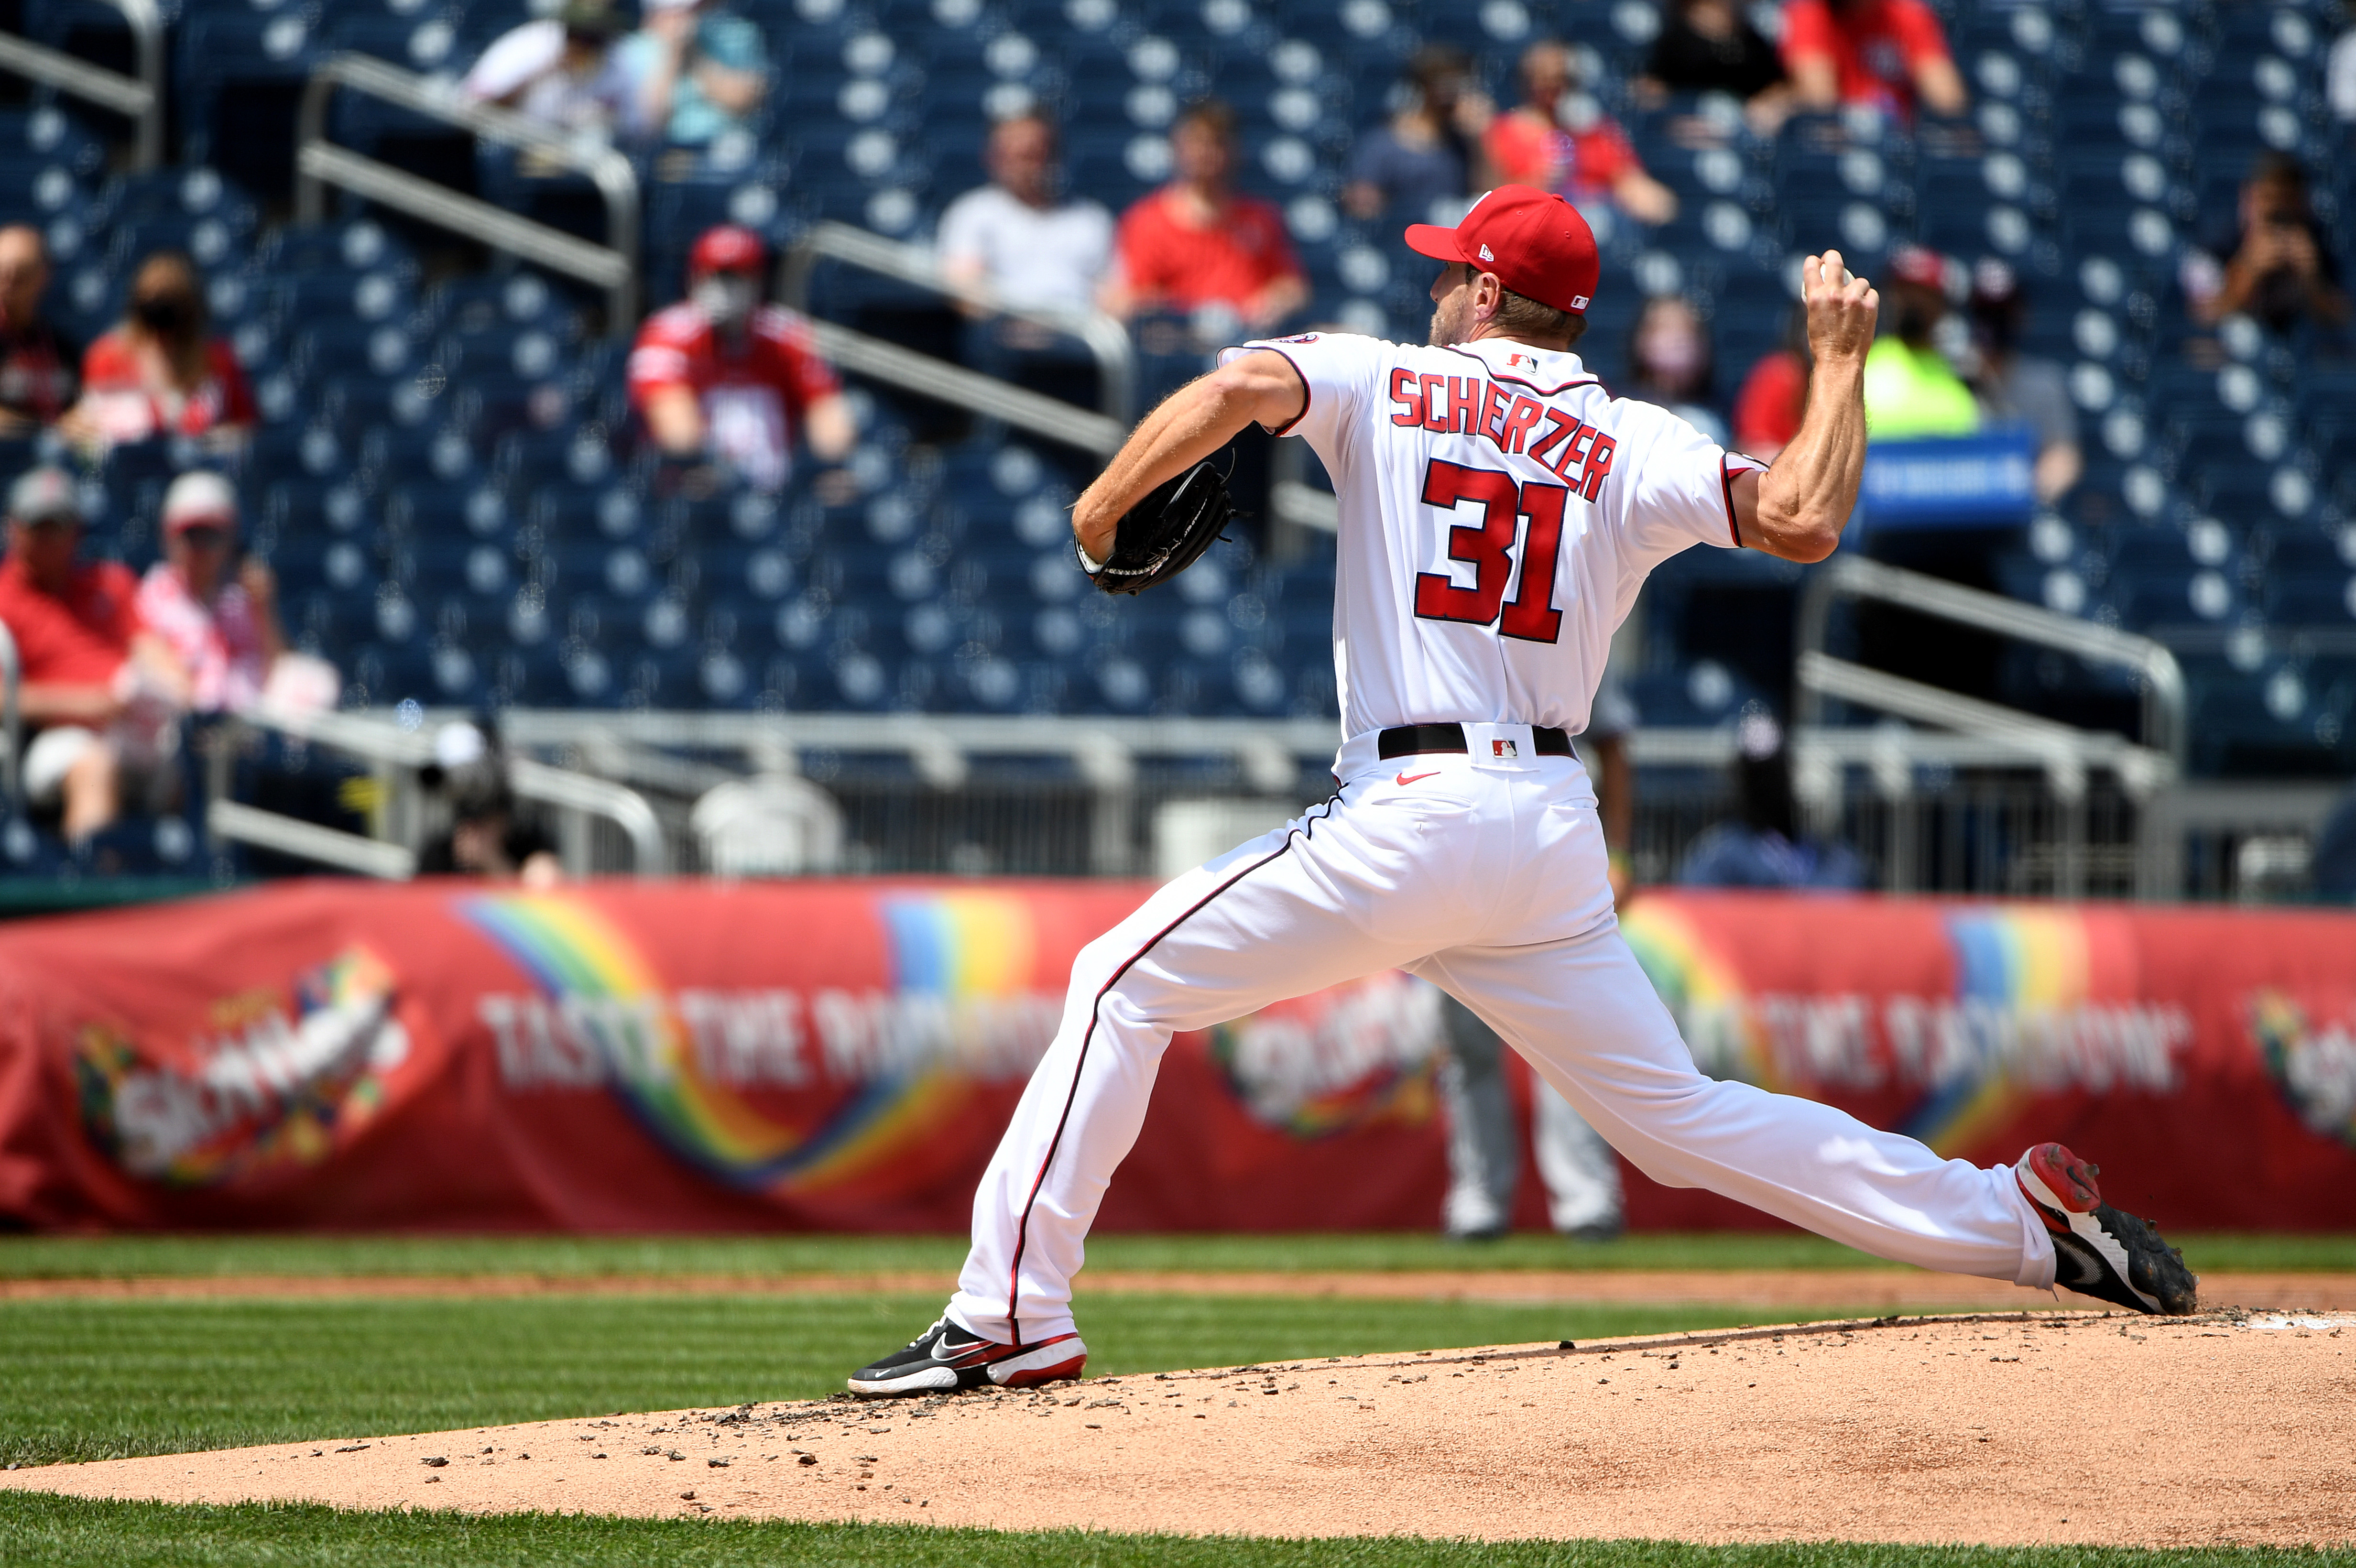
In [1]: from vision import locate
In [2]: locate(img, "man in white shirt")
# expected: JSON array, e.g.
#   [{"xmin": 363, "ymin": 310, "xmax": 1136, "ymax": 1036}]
[
  {"xmin": 461, "ymin": 0, "xmax": 646, "ymax": 143},
  {"xmin": 937, "ymin": 113, "xmax": 1116, "ymax": 416}
]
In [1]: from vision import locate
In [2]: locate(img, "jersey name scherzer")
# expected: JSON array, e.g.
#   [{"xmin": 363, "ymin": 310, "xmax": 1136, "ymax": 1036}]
[{"xmin": 1228, "ymin": 332, "xmax": 1765, "ymax": 740}]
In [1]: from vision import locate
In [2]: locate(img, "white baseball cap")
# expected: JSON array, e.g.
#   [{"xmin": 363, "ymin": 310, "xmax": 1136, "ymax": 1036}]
[{"xmin": 161, "ymin": 470, "xmax": 238, "ymax": 535}]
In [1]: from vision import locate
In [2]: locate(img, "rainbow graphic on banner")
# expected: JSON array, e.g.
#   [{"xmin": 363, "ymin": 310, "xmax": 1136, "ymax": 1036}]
[
  {"xmin": 1618, "ymin": 901, "xmax": 1775, "ymax": 1088},
  {"xmin": 461, "ymin": 891, "xmax": 1039, "ymax": 1192},
  {"xmin": 1901, "ymin": 905, "xmax": 2092, "ymax": 1153}
]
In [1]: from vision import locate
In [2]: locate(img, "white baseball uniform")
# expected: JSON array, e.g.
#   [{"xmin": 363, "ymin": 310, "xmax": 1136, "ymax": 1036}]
[{"xmin": 946, "ymin": 331, "xmax": 2058, "ymax": 1346}]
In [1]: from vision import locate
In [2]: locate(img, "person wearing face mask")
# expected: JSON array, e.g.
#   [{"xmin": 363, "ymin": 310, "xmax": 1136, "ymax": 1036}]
[
  {"xmin": 628, "ymin": 226, "xmax": 857, "ymax": 493},
  {"xmin": 1860, "ymin": 244, "xmax": 1977, "ymax": 439},
  {"xmin": 1342, "ymin": 46, "xmax": 1495, "ymax": 224},
  {"xmin": 1966, "ymin": 260, "xmax": 2080, "ymax": 504},
  {"xmin": 0, "ymin": 226, "xmax": 78, "ymax": 434},
  {"xmin": 1627, "ymin": 294, "xmax": 1728, "ymax": 446},
  {"xmin": 134, "ymin": 471, "xmax": 339, "ymax": 718},
  {"xmin": 64, "ymin": 251, "xmax": 254, "ymax": 452},
  {"xmin": 1484, "ymin": 41, "xmax": 1677, "ymax": 227}
]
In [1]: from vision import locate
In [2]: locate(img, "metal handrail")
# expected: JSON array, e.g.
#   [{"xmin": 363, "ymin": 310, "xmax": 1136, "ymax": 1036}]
[
  {"xmin": 295, "ymin": 52, "xmax": 641, "ymax": 327},
  {"xmin": 208, "ymin": 798, "xmax": 418, "ymax": 879},
  {"xmin": 0, "ymin": 0, "xmax": 163, "ymax": 168},
  {"xmin": 1798, "ymin": 554, "xmax": 2188, "ymax": 765},
  {"xmin": 243, "ymin": 703, "xmax": 669, "ymax": 875},
  {"xmin": 782, "ymin": 220, "xmax": 1138, "ymax": 425},
  {"xmin": 797, "ymin": 317, "xmax": 1127, "ymax": 455}
]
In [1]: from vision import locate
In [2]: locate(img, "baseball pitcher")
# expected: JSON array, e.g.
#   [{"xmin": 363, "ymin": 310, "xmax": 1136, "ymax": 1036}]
[{"xmin": 850, "ymin": 185, "xmax": 2196, "ymax": 1397}]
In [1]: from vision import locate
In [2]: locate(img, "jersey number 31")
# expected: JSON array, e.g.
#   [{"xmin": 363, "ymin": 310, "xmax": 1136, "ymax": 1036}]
[{"xmin": 1412, "ymin": 458, "xmax": 1565, "ymax": 644}]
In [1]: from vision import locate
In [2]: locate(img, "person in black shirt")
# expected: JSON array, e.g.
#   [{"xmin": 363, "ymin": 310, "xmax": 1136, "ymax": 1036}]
[
  {"xmin": 2182, "ymin": 154, "xmax": 2349, "ymax": 335},
  {"xmin": 0, "ymin": 226, "xmax": 78, "ymax": 433},
  {"xmin": 1635, "ymin": 0, "xmax": 1794, "ymax": 134}
]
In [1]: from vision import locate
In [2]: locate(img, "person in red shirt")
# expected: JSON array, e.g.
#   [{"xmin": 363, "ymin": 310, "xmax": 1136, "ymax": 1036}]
[
  {"xmin": 1102, "ymin": 100, "xmax": 1309, "ymax": 332},
  {"xmin": 1781, "ymin": 0, "xmax": 1966, "ymax": 120},
  {"xmin": 0, "ymin": 468, "xmax": 188, "ymax": 841},
  {"xmin": 1483, "ymin": 41, "xmax": 1676, "ymax": 227},
  {"xmin": 63, "ymin": 250, "xmax": 254, "ymax": 453},
  {"xmin": 628, "ymin": 225, "xmax": 856, "ymax": 493},
  {"xmin": 1733, "ymin": 304, "xmax": 1811, "ymax": 460}
]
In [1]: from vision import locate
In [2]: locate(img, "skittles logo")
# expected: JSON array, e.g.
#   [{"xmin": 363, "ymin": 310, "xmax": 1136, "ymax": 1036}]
[
  {"xmin": 461, "ymin": 891, "xmax": 1053, "ymax": 1192},
  {"xmin": 75, "ymin": 945, "xmax": 411, "ymax": 1186}
]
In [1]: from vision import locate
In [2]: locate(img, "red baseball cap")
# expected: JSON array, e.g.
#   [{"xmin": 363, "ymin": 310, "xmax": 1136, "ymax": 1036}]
[
  {"xmin": 1405, "ymin": 185, "xmax": 1601, "ymax": 315},
  {"xmin": 689, "ymin": 224, "xmax": 767, "ymax": 277}
]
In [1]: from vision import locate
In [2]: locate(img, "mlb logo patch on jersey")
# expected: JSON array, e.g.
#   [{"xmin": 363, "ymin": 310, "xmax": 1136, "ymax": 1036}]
[
  {"xmin": 1507, "ymin": 352, "xmax": 1537, "ymax": 371},
  {"xmin": 1492, "ymin": 739, "xmax": 1518, "ymax": 758}
]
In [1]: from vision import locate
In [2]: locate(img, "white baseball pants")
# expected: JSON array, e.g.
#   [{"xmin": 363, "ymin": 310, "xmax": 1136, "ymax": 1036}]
[{"xmin": 948, "ymin": 723, "xmax": 2058, "ymax": 1346}]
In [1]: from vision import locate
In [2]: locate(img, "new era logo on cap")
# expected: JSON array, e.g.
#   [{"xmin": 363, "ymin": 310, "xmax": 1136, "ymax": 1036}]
[{"xmin": 1478, "ymin": 243, "xmax": 1494, "ymax": 262}]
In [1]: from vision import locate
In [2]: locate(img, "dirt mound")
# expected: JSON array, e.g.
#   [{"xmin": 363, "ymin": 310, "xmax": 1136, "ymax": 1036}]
[{"xmin": 6, "ymin": 1311, "xmax": 2351, "ymax": 1547}]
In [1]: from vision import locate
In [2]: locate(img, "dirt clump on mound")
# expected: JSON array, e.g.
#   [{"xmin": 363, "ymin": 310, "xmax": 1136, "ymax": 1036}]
[{"xmin": 5, "ymin": 1311, "xmax": 2351, "ymax": 1548}]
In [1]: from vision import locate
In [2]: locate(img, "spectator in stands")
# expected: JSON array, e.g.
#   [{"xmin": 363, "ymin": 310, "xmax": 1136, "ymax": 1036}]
[
  {"xmin": 1732, "ymin": 304, "xmax": 1809, "ymax": 460},
  {"xmin": 2181, "ymin": 155, "xmax": 2350, "ymax": 335},
  {"xmin": 0, "ymin": 467, "xmax": 187, "ymax": 843},
  {"xmin": 1780, "ymin": 0, "xmax": 1966, "ymax": 121},
  {"xmin": 1678, "ymin": 707, "xmax": 1865, "ymax": 890},
  {"xmin": 63, "ymin": 251, "xmax": 253, "ymax": 453},
  {"xmin": 622, "ymin": 0, "xmax": 768, "ymax": 149},
  {"xmin": 461, "ymin": 0, "xmax": 645, "ymax": 142},
  {"xmin": 1484, "ymin": 41, "xmax": 1677, "ymax": 227},
  {"xmin": 1342, "ymin": 46, "xmax": 1492, "ymax": 224},
  {"xmin": 417, "ymin": 720, "xmax": 562, "ymax": 887},
  {"xmin": 1627, "ymin": 294, "xmax": 1728, "ymax": 446},
  {"xmin": 1862, "ymin": 244, "xmax": 1978, "ymax": 438},
  {"xmin": 135, "ymin": 472, "xmax": 338, "ymax": 719},
  {"xmin": 1966, "ymin": 260, "xmax": 2081, "ymax": 504},
  {"xmin": 629, "ymin": 225, "xmax": 856, "ymax": 494},
  {"xmin": 0, "ymin": 227, "xmax": 76, "ymax": 434},
  {"xmin": 1101, "ymin": 100, "xmax": 1309, "ymax": 333},
  {"xmin": 1635, "ymin": 0, "xmax": 1794, "ymax": 134},
  {"xmin": 939, "ymin": 113, "xmax": 1115, "ymax": 314},
  {"xmin": 938, "ymin": 112, "xmax": 1115, "ymax": 409}
]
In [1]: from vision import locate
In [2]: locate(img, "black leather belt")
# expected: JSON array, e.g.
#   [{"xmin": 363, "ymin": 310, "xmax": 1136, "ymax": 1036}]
[{"xmin": 1376, "ymin": 723, "xmax": 1573, "ymax": 760}]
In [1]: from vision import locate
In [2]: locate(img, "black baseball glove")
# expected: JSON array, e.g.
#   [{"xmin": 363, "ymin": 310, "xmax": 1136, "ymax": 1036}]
[{"xmin": 1078, "ymin": 460, "xmax": 1236, "ymax": 596}]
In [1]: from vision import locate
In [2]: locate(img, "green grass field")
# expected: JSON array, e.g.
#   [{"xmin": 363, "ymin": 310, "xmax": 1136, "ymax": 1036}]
[
  {"xmin": 4, "ymin": 1233, "xmax": 2348, "ymax": 1566},
  {"xmin": 0, "ymin": 1230, "xmax": 2346, "ymax": 1279}
]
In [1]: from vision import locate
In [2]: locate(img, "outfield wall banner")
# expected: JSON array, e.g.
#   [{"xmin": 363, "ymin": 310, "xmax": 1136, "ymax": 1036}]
[{"xmin": 0, "ymin": 882, "xmax": 2350, "ymax": 1232}]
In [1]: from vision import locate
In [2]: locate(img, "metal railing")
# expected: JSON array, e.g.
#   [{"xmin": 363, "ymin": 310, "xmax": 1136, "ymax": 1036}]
[
  {"xmin": 295, "ymin": 52, "xmax": 641, "ymax": 327},
  {"xmin": 0, "ymin": 621, "xmax": 19, "ymax": 805},
  {"xmin": 233, "ymin": 704, "xmax": 669, "ymax": 875},
  {"xmin": 207, "ymin": 797, "xmax": 418, "ymax": 880},
  {"xmin": 1798, "ymin": 554, "xmax": 2188, "ymax": 766},
  {"xmin": 0, "ymin": 0, "xmax": 162, "ymax": 168},
  {"xmin": 780, "ymin": 221, "xmax": 1130, "ymax": 456}
]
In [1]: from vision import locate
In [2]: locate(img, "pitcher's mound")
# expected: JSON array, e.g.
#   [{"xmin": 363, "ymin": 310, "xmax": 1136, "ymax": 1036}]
[{"xmin": 6, "ymin": 1310, "xmax": 2351, "ymax": 1547}]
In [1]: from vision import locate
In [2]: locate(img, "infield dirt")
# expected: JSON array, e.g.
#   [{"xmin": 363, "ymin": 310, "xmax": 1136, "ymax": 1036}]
[{"xmin": 6, "ymin": 1309, "xmax": 2351, "ymax": 1548}]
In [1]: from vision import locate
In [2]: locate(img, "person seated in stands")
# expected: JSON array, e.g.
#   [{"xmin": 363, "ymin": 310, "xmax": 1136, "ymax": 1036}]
[
  {"xmin": 0, "ymin": 226, "xmax": 77, "ymax": 435},
  {"xmin": 1101, "ymin": 100, "xmax": 1309, "ymax": 336},
  {"xmin": 629, "ymin": 225, "xmax": 857, "ymax": 494},
  {"xmin": 1627, "ymin": 294, "xmax": 1728, "ymax": 446},
  {"xmin": 940, "ymin": 113, "xmax": 1114, "ymax": 312},
  {"xmin": 135, "ymin": 472, "xmax": 338, "ymax": 719},
  {"xmin": 622, "ymin": 0, "xmax": 768, "ymax": 149},
  {"xmin": 1862, "ymin": 244, "xmax": 1978, "ymax": 438},
  {"xmin": 1732, "ymin": 304, "xmax": 1810, "ymax": 461},
  {"xmin": 62, "ymin": 251, "xmax": 252, "ymax": 454},
  {"xmin": 938, "ymin": 112, "xmax": 1116, "ymax": 407},
  {"xmin": 416, "ymin": 720, "xmax": 562, "ymax": 887},
  {"xmin": 1966, "ymin": 260, "xmax": 2081, "ymax": 504},
  {"xmin": 461, "ymin": 0, "xmax": 646, "ymax": 142},
  {"xmin": 1780, "ymin": 0, "xmax": 1966, "ymax": 121},
  {"xmin": 0, "ymin": 468, "xmax": 188, "ymax": 843},
  {"xmin": 1635, "ymin": 0, "xmax": 1794, "ymax": 135},
  {"xmin": 2181, "ymin": 154, "xmax": 2350, "ymax": 335},
  {"xmin": 1677, "ymin": 708, "xmax": 1865, "ymax": 891},
  {"xmin": 1483, "ymin": 41, "xmax": 1677, "ymax": 228},
  {"xmin": 1342, "ymin": 46, "xmax": 1493, "ymax": 223}
]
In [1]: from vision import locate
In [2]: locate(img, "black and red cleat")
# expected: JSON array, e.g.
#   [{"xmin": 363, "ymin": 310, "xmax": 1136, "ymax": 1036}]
[
  {"xmin": 2016, "ymin": 1143, "xmax": 2198, "ymax": 1316},
  {"xmin": 848, "ymin": 1315, "xmax": 1088, "ymax": 1398}
]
